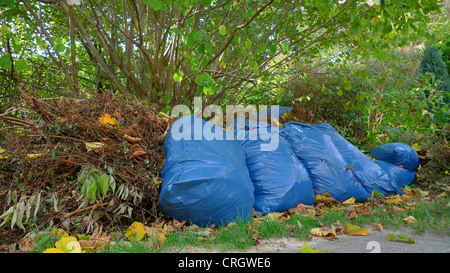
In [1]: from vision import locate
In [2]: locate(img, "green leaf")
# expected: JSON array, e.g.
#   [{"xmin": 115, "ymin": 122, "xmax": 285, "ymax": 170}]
[
  {"xmin": 374, "ymin": 4, "xmax": 381, "ymax": 12},
  {"xmin": 23, "ymin": 33, "xmax": 32, "ymax": 40},
  {"xmin": 344, "ymin": 83, "xmax": 352, "ymax": 91},
  {"xmin": 337, "ymin": 89, "xmax": 343, "ymax": 96},
  {"xmin": 205, "ymin": 40, "xmax": 213, "ymax": 53},
  {"xmin": 5, "ymin": 0, "xmax": 15, "ymax": 8},
  {"xmin": 0, "ymin": 207, "xmax": 14, "ymax": 228},
  {"xmin": 54, "ymin": 43, "xmax": 65, "ymax": 53},
  {"xmin": 352, "ymin": 21, "xmax": 360, "ymax": 35},
  {"xmin": 174, "ymin": 0, "xmax": 183, "ymax": 8},
  {"xmin": 195, "ymin": 72, "xmax": 216, "ymax": 87},
  {"xmin": 15, "ymin": 59, "xmax": 29, "ymax": 71},
  {"xmin": 87, "ymin": 183, "xmax": 97, "ymax": 202},
  {"xmin": 173, "ymin": 71, "xmax": 184, "ymax": 82},
  {"xmin": 200, "ymin": 0, "xmax": 211, "ymax": 7},
  {"xmin": 193, "ymin": 31, "xmax": 203, "ymax": 42},
  {"xmin": 0, "ymin": 54, "xmax": 12, "ymax": 69},
  {"xmin": 269, "ymin": 44, "xmax": 277, "ymax": 55},
  {"xmin": 197, "ymin": 43, "xmax": 206, "ymax": 54},
  {"xmin": 201, "ymin": 57, "xmax": 209, "ymax": 68},
  {"xmin": 371, "ymin": 15, "xmax": 380, "ymax": 27},
  {"xmin": 204, "ymin": 86, "xmax": 215, "ymax": 95},
  {"xmin": 186, "ymin": 33, "xmax": 196, "ymax": 48},
  {"xmin": 11, "ymin": 37, "xmax": 21, "ymax": 53},
  {"xmin": 253, "ymin": 64, "xmax": 259, "ymax": 75},
  {"xmin": 150, "ymin": 0, "xmax": 163, "ymax": 10},
  {"xmin": 97, "ymin": 174, "xmax": 110, "ymax": 197},
  {"xmin": 219, "ymin": 25, "xmax": 227, "ymax": 36},
  {"xmin": 386, "ymin": 233, "xmax": 416, "ymax": 244},
  {"xmin": 245, "ymin": 39, "xmax": 253, "ymax": 50}
]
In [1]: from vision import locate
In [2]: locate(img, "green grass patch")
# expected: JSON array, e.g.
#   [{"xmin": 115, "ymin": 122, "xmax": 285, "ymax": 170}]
[{"xmin": 101, "ymin": 195, "xmax": 449, "ymax": 253}]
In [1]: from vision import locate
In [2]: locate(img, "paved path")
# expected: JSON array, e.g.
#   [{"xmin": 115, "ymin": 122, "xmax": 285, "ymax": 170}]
[{"xmin": 248, "ymin": 228, "xmax": 450, "ymax": 253}]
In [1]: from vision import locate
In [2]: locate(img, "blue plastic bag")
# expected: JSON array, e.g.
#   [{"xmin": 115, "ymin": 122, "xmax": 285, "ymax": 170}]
[
  {"xmin": 160, "ymin": 115, "xmax": 254, "ymax": 227},
  {"xmin": 280, "ymin": 122, "xmax": 371, "ymax": 201},
  {"xmin": 233, "ymin": 119, "xmax": 314, "ymax": 215},
  {"xmin": 311, "ymin": 123, "xmax": 404, "ymax": 196},
  {"xmin": 373, "ymin": 160, "xmax": 417, "ymax": 189},
  {"xmin": 280, "ymin": 122, "xmax": 410, "ymax": 201},
  {"xmin": 369, "ymin": 143, "xmax": 420, "ymax": 171}
]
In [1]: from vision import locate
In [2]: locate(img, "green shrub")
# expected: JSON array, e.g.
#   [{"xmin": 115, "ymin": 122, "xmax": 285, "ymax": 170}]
[
  {"xmin": 419, "ymin": 46, "xmax": 450, "ymax": 94},
  {"xmin": 437, "ymin": 38, "xmax": 450, "ymax": 74}
]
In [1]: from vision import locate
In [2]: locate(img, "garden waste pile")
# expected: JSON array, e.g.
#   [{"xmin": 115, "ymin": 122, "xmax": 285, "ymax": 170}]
[
  {"xmin": 0, "ymin": 89, "xmax": 174, "ymax": 244},
  {"xmin": 0, "ymin": 92, "xmax": 420, "ymax": 245}
]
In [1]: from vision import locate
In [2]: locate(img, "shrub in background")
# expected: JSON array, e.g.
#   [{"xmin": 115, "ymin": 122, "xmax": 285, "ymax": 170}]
[
  {"xmin": 437, "ymin": 39, "xmax": 450, "ymax": 73},
  {"xmin": 419, "ymin": 46, "xmax": 450, "ymax": 96}
]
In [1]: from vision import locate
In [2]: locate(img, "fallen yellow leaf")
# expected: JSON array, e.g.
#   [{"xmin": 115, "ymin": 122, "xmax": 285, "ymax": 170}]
[
  {"xmin": 298, "ymin": 243, "xmax": 332, "ymax": 253},
  {"xmin": 387, "ymin": 233, "xmax": 416, "ymax": 244},
  {"xmin": 402, "ymin": 186, "xmax": 414, "ymax": 195},
  {"xmin": 371, "ymin": 190, "xmax": 377, "ymax": 199},
  {"xmin": 52, "ymin": 228, "xmax": 69, "ymax": 238},
  {"xmin": 144, "ymin": 226, "xmax": 161, "ymax": 237},
  {"xmin": 98, "ymin": 113, "xmax": 117, "ymax": 126},
  {"xmin": 124, "ymin": 134, "xmax": 142, "ymax": 142},
  {"xmin": 310, "ymin": 228, "xmax": 324, "ymax": 237},
  {"xmin": 373, "ymin": 223, "xmax": 383, "ymax": 232},
  {"xmin": 265, "ymin": 212, "xmax": 284, "ymax": 221},
  {"xmin": 411, "ymin": 143, "xmax": 421, "ymax": 152},
  {"xmin": 42, "ymin": 248, "xmax": 66, "ymax": 253},
  {"xmin": 342, "ymin": 197, "xmax": 355, "ymax": 205},
  {"xmin": 315, "ymin": 192, "xmax": 332, "ymax": 202},
  {"xmin": 125, "ymin": 222, "xmax": 146, "ymax": 242},
  {"xmin": 310, "ymin": 225, "xmax": 337, "ymax": 238},
  {"xmin": 271, "ymin": 117, "xmax": 282, "ymax": 127},
  {"xmin": 403, "ymin": 216, "xmax": 417, "ymax": 224},
  {"xmin": 438, "ymin": 192, "xmax": 447, "ymax": 198},
  {"xmin": 25, "ymin": 153, "xmax": 46, "ymax": 159},
  {"xmin": 385, "ymin": 195, "xmax": 403, "ymax": 204},
  {"xmin": 154, "ymin": 178, "xmax": 163, "ymax": 187},
  {"xmin": 347, "ymin": 210, "xmax": 358, "ymax": 220},
  {"xmin": 288, "ymin": 203, "xmax": 314, "ymax": 215},
  {"xmin": 0, "ymin": 148, "xmax": 7, "ymax": 159},
  {"xmin": 55, "ymin": 236, "xmax": 82, "ymax": 253},
  {"xmin": 85, "ymin": 142, "xmax": 105, "ymax": 152},
  {"xmin": 344, "ymin": 224, "xmax": 370, "ymax": 236},
  {"xmin": 153, "ymin": 232, "xmax": 167, "ymax": 245}
]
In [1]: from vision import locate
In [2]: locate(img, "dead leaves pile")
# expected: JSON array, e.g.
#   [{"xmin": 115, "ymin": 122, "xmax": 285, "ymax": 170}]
[{"xmin": 252, "ymin": 188, "xmax": 446, "ymax": 252}]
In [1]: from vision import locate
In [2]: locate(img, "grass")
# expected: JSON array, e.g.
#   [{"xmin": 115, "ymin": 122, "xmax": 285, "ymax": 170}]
[{"xmin": 100, "ymin": 194, "xmax": 449, "ymax": 253}]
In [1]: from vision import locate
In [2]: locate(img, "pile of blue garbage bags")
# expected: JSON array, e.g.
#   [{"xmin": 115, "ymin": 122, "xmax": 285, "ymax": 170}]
[{"xmin": 159, "ymin": 115, "xmax": 419, "ymax": 227}]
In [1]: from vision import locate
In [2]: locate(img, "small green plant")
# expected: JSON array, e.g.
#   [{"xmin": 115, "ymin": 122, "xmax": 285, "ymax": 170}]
[{"xmin": 76, "ymin": 167, "xmax": 116, "ymax": 203}]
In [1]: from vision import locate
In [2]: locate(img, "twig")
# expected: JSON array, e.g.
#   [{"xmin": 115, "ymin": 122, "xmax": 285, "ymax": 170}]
[
  {"xmin": 0, "ymin": 116, "xmax": 35, "ymax": 127},
  {"xmin": 64, "ymin": 202, "xmax": 109, "ymax": 218}
]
